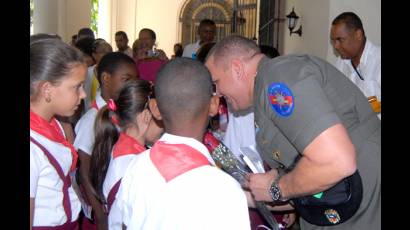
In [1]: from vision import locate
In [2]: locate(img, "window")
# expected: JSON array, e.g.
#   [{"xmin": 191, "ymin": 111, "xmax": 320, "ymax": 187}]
[
  {"xmin": 91, "ymin": 0, "xmax": 99, "ymax": 36},
  {"xmin": 30, "ymin": 0, "xmax": 34, "ymax": 35}
]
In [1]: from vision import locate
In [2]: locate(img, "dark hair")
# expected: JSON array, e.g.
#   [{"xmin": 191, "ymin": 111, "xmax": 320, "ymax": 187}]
[
  {"xmin": 196, "ymin": 42, "xmax": 216, "ymax": 63},
  {"xmin": 30, "ymin": 33, "xmax": 61, "ymax": 43},
  {"xmin": 115, "ymin": 31, "xmax": 128, "ymax": 40},
  {"xmin": 259, "ymin": 45, "xmax": 280, "ymax": 59},
  {"xmin": 332, "ymin": 12, "xmax": 364, "ymax": 34},
  {"xmin": 77, "ymin": 27, "xmax": 95, "ymax": 39},
  {"xmin": 155, "ymin": 58, "xmax": 213, "ymax": 124},
  {"xmin": 96, "ymin": 52, "xmax": 136, "ymax": 85},
  {"xmin": 206, "ymin": 35, "xmax": 260, "ymax": 66},
  {"xmin": 139, "ymin": 28, "xmax": 156, "ymax": 41},
  {"xmin": 90, "ymin": 80, "xmax": 152, "ymax": 200},
  {"xmin": 30, "ymin": 37, "xmax": 84, "ymax": 97},
  {"xmin": 199, "ymin": 19, "xmax": 216, "ymax": 30},
  {"xmin": 91, "ymin": 38, "xmax": 109, "ymax": 53},
  {"xmin": 75, "ymin": 37, "xmax": 96, "ymax": 56},
  {"xmin": 174, "ymin": 43, "xmax": 183, "ymax": 56}
]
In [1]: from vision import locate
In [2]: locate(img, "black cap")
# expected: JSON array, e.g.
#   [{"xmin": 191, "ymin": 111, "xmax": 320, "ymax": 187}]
[{"xmin": 292, "ymin": 170, "xmax": 363, "ymax": 226}]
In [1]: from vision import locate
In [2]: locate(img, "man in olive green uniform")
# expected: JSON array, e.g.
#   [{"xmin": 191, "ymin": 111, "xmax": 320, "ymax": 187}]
[{"xmin": 205, "ymin": 35, "xmax": 380, "ymax": 230}]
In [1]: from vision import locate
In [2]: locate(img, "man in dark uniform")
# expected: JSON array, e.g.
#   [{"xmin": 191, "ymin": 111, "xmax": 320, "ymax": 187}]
[{"xmin": 205, "ymin": 35, "xmax": 380, "ymax": 230}]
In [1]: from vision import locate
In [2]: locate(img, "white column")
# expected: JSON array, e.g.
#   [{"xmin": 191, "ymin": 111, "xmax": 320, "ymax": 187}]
[
  {"xmin": 57, "ymin": 0, "xmax": 67, "ymax": 41},
  {"xmin": 98, "ymin": 0, "xmax": 113, "ymax": 42},
  {"xmin": 66, "ymin": 0, "xmax": 92, "ymax": 42},
  {"xmin": 114, "ymin": 0, "xmax": 138, "ymax": 49},
  {"xmin": 33, "ymin": 0, "xmax": 59, "ymax": 35},
  {"xmin": 33, "ymin": 0, "xmax": 91, "ymax": 43}
]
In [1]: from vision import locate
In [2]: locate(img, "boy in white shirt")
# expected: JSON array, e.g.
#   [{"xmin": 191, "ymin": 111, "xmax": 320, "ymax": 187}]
[{"xmin": 109, "ymin": 58, "xmax": 251, "ymax": 230}]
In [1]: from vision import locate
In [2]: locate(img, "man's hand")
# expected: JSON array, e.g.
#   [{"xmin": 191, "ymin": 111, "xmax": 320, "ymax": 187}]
[
  {"xmin": 156, "ymin": 49, "xmax": 168, "ymax": 61},
  {"xmin": 368, "ymin": 96, "xmax": 381, "ymax": 113},
  {"xmin": 247, "ymin": 169, "xmax": 279, "ymax": 202},
  {"xmin": 282, "ymin": 212, "xmax": 297, "ymax": 228},
  {"xmin": 95, "ymin": 207, "xmax": 108, "ymax": 230}
]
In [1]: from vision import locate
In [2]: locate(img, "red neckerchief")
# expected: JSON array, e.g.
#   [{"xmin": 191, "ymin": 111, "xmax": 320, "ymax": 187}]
[
  {"xmin": 112, "ymin": 132, "xmax": 146, "ymax": 159},
  {"xmin": 30, "ymin": 110, "xmax": 78, "ymax": 172},
  {"xmin": 91, "ymin": 100, "xmax": 98, "ymax": 110},
  {"xmin": 150, "ymin": 141, "xmax": 210, "ymax": 182},
  {"xmin": 91, "ymin": 100, "xmax": 120, "ymax": 126}
]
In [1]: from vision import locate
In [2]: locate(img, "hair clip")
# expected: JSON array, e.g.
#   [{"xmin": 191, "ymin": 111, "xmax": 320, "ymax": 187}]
[
  {"xmin": 107, "ymin": 99, "xmax": 117, "ymax": 111},
  {"xmin": 144, "ymin": 95, "xmax": 151, "ymax": 110}
]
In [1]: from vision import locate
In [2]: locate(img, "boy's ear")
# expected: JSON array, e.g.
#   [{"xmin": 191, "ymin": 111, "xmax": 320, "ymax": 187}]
[
  {"xmin": 208, "ymin": 95, "xmax": 220, "ymax": 117},
  {"xmin": 101, "ymin": 72, "xmax": 111, "ymax": 86},
  {"xmin": 148, "ymin": 98, "xmax": 162, "ymax": 121}
]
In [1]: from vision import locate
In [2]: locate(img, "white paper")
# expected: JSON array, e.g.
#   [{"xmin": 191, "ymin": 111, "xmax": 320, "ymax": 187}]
[{"xmin": 239, "ymin": 145, "xmax": 265, "ymax": 173}]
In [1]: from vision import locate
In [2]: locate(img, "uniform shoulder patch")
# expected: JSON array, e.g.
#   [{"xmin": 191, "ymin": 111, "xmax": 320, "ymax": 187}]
[{"xmin": 267, "ymin": 82, "xmax": 294, "ymax": 117}]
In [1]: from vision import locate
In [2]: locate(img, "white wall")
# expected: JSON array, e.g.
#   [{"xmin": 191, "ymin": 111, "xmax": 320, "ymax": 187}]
[
  {"xmin": 134, "ymin": 0, "xmax": 186, "ymax": 56},
  {"xmin": 326, "ymin": 0, "xmax": 381, "ymax": 64},
  {"xmin": 281, "ymin": 0, "xmax": 330, "ymax": 59},
  {"xmin": 33, "ymin": 0, "xmax": 91, "ymax": 43},
  {"xmin": 98, "ymin": 0, "xmax": 185, "ymax": 57},
  {"xmin": 110, "ymin": 0, "xmax": 138, "ymax": 50},
  {"xmin": 66, "ymin": 0, "xmax": 92, "ymax": 43}
]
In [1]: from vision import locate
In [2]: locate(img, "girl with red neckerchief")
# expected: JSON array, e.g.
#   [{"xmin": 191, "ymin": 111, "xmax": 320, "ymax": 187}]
[
  {"xmin": 73, "ymin": 52, "xmax": 137, "ymax": 230},
  {"xmin": 89, "ymin": 80, "xmax": 163, "ymax": 222},
  {"xmin": 30, "ymin": 37, "xmax": 87, "ymax": 229}
]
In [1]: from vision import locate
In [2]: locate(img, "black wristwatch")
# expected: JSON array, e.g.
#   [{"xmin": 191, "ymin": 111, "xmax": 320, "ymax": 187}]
[{"xmin": 269, "ymin": 175, "xmax": 286, "ymax": 202}]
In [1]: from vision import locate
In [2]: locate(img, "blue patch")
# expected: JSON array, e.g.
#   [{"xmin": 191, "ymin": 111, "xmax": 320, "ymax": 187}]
[{"xmin": 267, "ymin": 82, "xmax": 295, "ymax": 117}]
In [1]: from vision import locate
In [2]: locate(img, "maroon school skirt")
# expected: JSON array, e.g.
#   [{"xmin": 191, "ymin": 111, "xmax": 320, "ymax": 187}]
[{"xmin": 32, "ymin": 220, "xmax": 79, "ymax": 230}]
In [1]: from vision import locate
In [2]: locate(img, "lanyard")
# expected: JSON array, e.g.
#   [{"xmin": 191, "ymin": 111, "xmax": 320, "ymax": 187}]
[{"xmin": 351, "ymin": 60, "xmax": 364, "ymax": 81}]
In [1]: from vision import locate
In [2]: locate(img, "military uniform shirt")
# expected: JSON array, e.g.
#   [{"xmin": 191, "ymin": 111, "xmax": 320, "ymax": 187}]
[{"xmin": 253, "ymin": 55, "xmax": 380, "ymax": 230}]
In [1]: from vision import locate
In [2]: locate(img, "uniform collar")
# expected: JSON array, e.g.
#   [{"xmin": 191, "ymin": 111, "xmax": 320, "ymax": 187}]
[
  {"xmin": 254, "ymin": 56, "xmax": 272, "ymax": 103},
  {"xmin": 358, "ymin": 39, "xmax": 373, "ymax": 68},
  {"xmin": 158, "ymin": 133, "xmax": 215, "ymax": 165},
  {"xmin": 112, "ymin": 132, "xmax": 146, "ymax": 159},
  {"xmin": 95, "ymin": 91, "xmax": 106, "ymax": 110},
  {"xmin": 30, "ymin": 110, "xmax": 78, "ymax": 172},
  {"xmin": 341, "ymin": 39, "xmax": 374, "ymax": 69}
]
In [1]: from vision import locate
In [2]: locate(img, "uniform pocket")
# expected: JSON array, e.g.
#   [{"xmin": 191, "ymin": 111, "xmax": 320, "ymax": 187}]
[{"xmin": 255, "ymin": 120, "xmax": 300, "ymax": 170}]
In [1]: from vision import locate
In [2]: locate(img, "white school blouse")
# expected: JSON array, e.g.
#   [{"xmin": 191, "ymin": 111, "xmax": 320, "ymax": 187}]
[
  {"xmin": 73, "ymin": 92, "xmax": 106, "ymax": 155},
  {"xmin": 30, "ymin": 127, "xmax": 81, "ymax": 226}
]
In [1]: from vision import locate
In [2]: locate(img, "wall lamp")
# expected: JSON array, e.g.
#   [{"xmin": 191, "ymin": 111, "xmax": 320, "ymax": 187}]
[{"xmin": 286, "ymin": 7, "xmax": 302, "ymax": 37}]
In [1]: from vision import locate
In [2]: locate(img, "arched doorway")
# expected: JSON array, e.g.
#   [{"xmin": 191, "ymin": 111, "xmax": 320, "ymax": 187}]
[
  {"xmin": 179, "ymin": 0, "xmax": 257, "ymax": 46},
  {"xmin": 179, "ymin": 0, "xmax": 232, "ymax": 46}
]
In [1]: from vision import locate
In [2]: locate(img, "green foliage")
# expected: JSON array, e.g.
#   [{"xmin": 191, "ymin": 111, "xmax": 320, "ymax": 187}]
[
  {"xmin": 91, "ymin": 0, "xmax": 99, "ymax": 36},
  {"xmin": 30, "ymin": 0, "xmax": 34, "ymax": 26}
]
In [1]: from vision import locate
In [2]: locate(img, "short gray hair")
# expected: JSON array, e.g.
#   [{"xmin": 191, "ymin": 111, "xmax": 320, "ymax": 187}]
[{"xmin": 206, "ymin": 35, "xmax": 260, "ymax": 66}]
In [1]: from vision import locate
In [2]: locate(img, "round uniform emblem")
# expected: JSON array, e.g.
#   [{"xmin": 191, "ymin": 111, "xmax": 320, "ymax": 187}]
[
  {"xmin": 267, "ymin": 82, "xmax": 294, "ymax": 117},
  {"xmin": 324, "ymin": 209, "xmax": 341, "ymax": 224}
]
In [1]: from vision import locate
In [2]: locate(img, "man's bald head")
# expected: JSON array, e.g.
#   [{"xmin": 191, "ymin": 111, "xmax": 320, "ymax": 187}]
[
  {"xmin": 206, "ymin": 35, "xmax": 260, "ymax": 67},
  {"xmin": 155, "ymin": 58, "xmax": 213, "ymax": 124}
]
